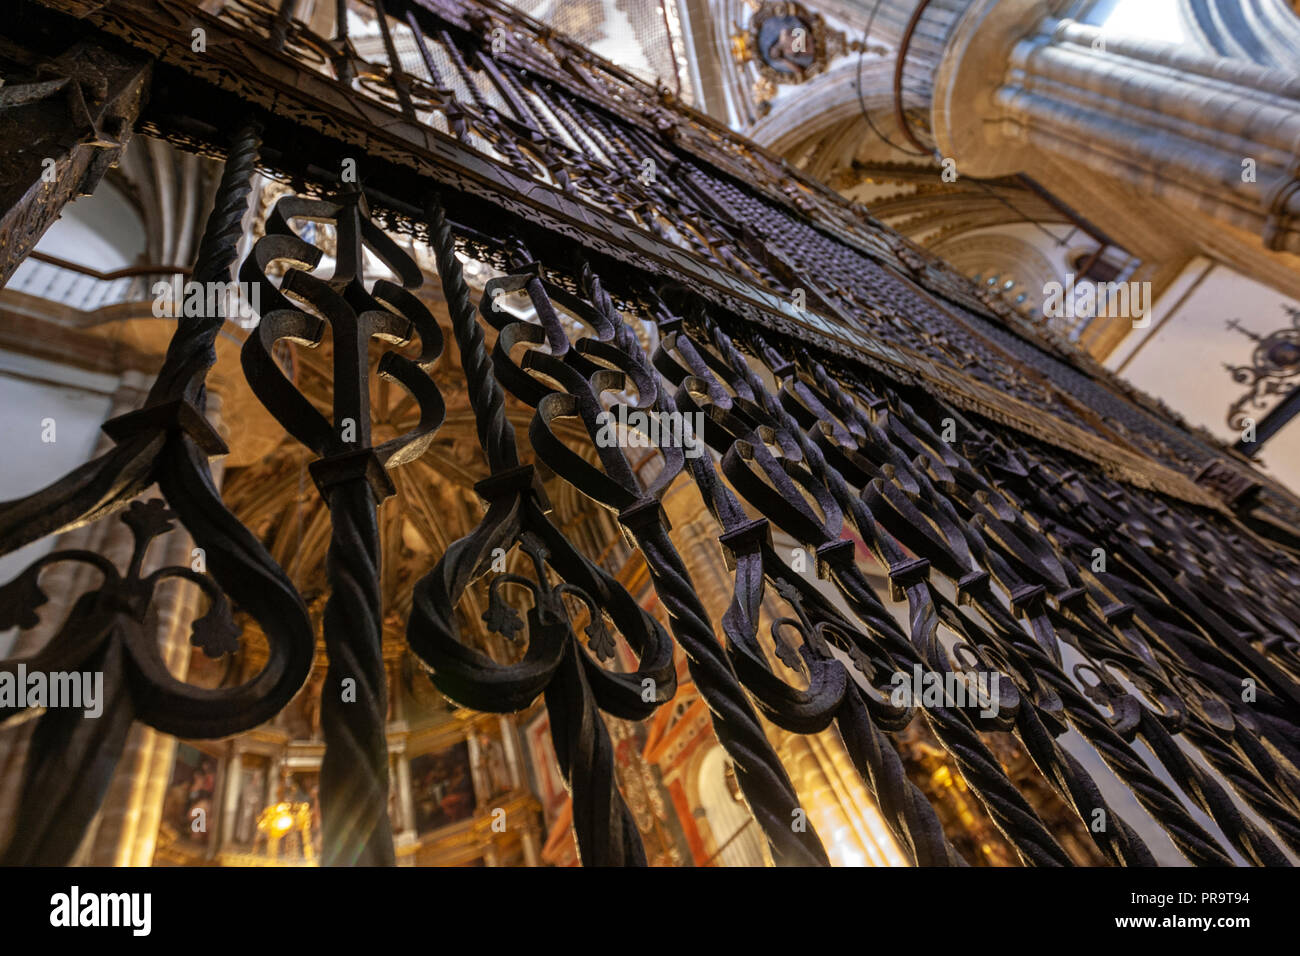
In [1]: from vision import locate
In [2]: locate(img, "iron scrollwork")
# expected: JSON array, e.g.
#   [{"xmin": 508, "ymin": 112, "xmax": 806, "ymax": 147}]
[
  {"xmin": 1225, "ymin": 307, "xmax": 1300, "ymax": 433},
  {"xmin": 406, "ymin": 198, "xmax": 676, "ymax": 866},
  {"xmin": 237, "ymin": 184, "xmax": 448, "ymax": 865},
  {"xmin": 1, "ymin": 0, "xmax": 1299, "ymax": 869},
  {"xmin": 456, "ymin": 247, "xmax": 831, "ymax": 866},
  {"xmin": 0, "ymin": 120, "xmax": 316, "ymax": 864}
]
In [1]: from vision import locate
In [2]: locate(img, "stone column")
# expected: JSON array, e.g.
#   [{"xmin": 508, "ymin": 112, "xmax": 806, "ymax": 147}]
[
  {"xmin": 1180, "ymin": 0, "xmax": 1300, "ymax": 71},
  {"xmin": 931, "ymin": 0, "xmax": 1300, "ymax": 252},
  {"xmin": 220, "ymin": 747, "xmax": 244, "ymax": 853},
  {"xmin": 498, "ymin": 714, "xmax": 523, "ymax": 791}
]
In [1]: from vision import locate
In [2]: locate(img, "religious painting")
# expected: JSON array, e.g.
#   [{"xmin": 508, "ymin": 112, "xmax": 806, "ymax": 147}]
[
  {"xmin": 161, "ymin": 744, "xmax": 218, "ymax": 848},
  {"xmin": 410, "ymin": 742, "xmax": 476, "ymax": 834},
  {"xmin": 471, "ymin": 729, "xmax": 515, "ymax": 803}
]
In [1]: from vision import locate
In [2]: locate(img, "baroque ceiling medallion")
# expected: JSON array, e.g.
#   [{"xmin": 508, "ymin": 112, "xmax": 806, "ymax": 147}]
[{"xmin": 734, "ymin": 1, "xmax": 850, "ymax": 113}]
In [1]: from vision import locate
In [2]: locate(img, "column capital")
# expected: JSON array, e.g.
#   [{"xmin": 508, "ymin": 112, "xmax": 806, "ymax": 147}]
[{"xmin": 931, "ymin": 0, "xmax": 1055, "ymax": 177}]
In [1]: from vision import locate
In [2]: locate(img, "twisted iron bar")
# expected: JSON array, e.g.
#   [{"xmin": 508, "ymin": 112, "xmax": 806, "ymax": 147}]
[
  {"xmin": 1005, "ymin": 464, "xmax": 1300, "ymax": 861},
  {"xmin": 0, "ymin": 117, "xmax": 317, "ymax": 864},
  {"xmin": 427, "ymin": 197, "xmax": 519, "ymax": 472},
  {"xmin": 928, "ymin": 588, "xmax": 1189, "ymax": 866},
  {"xmin": 691, "ymin": 316, "xmax": 1082, "ymax": 865},
  {"xmin": 7, "ymin": 0, "xmax": 1300, "ymax": 871},
  {"xmin": 705, "ymin": 316, "xmax": 1141, "ymax": 864},
  {"xmin": 576, "ymin": 264, "xmax": 830, "ymax": 866},
  {"xmin": 236, "ymin": 185, "xmax": 448, "ymax": 865},
  {"xmin": 1027, "ymin": 471, "xmax": 1300, "ymax": 766},
  {"xmin": 804, "ymin": 354, "xmax": 1297, "ymax": 865},
  {"xmin": 149, "ymin": 118, "xmax": 264, "ymax": 408},
  {"xmin": 657, "ymin": 309, "xmax": 966, "ymax": 866},
  {"xmin": 318, "ymin": 479, "xmax": 395, "ymax": 866},
  {"xmin": 413, "ymin": 198, "xmax": 676, "ymax": 864},
  {"xmin": 537, "ymin": 553, "xmax": 654, "ymax": 866},
  {"xmin": 800, "ymin": 356, "xmax": 1254, "ymax": 865}
]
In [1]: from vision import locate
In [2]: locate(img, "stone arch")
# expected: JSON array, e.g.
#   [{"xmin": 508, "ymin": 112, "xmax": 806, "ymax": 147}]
[
  {"xmin": 1180, "ymin": 0, "xmax": 1300, "ymax": 69},
  {"xmin": 747, "ymin": 57, "xmax": 911, "ymax": 157},
  {"xmin": 692, "ymin": 744, "xmax": 765, "ymax": 866},
  {"xmin": 932, "ymin": 230, "xmax": 1058, "ymax": 314}
]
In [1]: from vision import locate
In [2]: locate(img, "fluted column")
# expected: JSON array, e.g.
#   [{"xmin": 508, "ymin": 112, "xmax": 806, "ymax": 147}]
[
  {"xmin": 932, "ymin": 0, "xmax": 1300, "ymax": 252},
  {"xmin": 394, "ymin": 747, "xmax": 416, "ymax": 843},
  {"xmin": 220, "ymin": 747, "xmax": 244, "ymax": 853},
  {"xmin": 1181, "ymin": 0, "xmax": 1300, "ymax": 71},
  {"xmin": 115, "ymin": 137, "xmax": 220, "ymax": 270}
]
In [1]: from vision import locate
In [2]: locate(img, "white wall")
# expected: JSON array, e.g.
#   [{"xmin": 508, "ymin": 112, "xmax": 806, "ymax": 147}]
[
  {"xmin": 0, "ymin": 352, "xmax": 117, "ymax": 656},
  {"xmin": 1109, "ymin": 260, "xmax": 1300, "ymax": 492}
]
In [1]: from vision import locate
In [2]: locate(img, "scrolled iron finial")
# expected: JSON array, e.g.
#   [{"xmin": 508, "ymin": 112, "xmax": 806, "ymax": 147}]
[
  {"xmin": 469, "ymin": 257, "xmax": 833, "ymax": 865},
  {"xmin": 237, "ymin": 182, "xmax": 447, "ymax": 866},
  {"xmin": 407, "ymin": 192, "xmax": 675, "ymax": 866},
  {"xmin": 0, "ymin": 118, "xmax": 319, "ymax": 864}
]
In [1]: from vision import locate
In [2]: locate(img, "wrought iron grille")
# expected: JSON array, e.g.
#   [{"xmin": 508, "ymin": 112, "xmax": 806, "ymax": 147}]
[{"xmin": 1, "ymin": 0, "xmax": 1299, "ymax": 866}]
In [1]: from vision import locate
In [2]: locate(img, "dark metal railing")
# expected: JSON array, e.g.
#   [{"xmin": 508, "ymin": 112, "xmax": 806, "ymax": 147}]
[{"xmin": 0, "ymin": 0, "xmax": 1298, "ymax": 869}]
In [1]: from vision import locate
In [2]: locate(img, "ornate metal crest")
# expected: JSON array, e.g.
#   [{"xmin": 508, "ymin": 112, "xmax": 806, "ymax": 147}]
[
  {"xmin": 1224, "ymin": 306, "xmax": 1300, "ymax": 431},
  {"xmin": 732, "ymin": 2, "xmax": 856, "ymax": 113}
]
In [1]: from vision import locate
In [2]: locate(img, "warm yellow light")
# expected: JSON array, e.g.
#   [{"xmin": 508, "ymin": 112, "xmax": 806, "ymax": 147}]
[{"xmin": 826, "ymin": 825, "xmax": 869, "ymax": 868}]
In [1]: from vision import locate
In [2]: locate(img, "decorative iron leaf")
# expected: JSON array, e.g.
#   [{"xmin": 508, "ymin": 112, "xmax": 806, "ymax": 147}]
[
  {"xmin": 120, "ymin": 498, "xmax": 175, "ymax": 543},
  {"xmin": 772, "ymin": 628, "xmax": 803, "ymax": 673},
  {"xmin": 190, "ymin": 594, "xmax": 239, "ymax": 658},
  {"xmin": 483, "ymin": 588, "xmax": 525, "ymax": 642},
  {"xmin": 0, "ymin": 570, "xmax": 46, "ymax": 632},
  {"xmin": 585, "ymin": 612, "xmax": 616, "ymax": 663}
]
